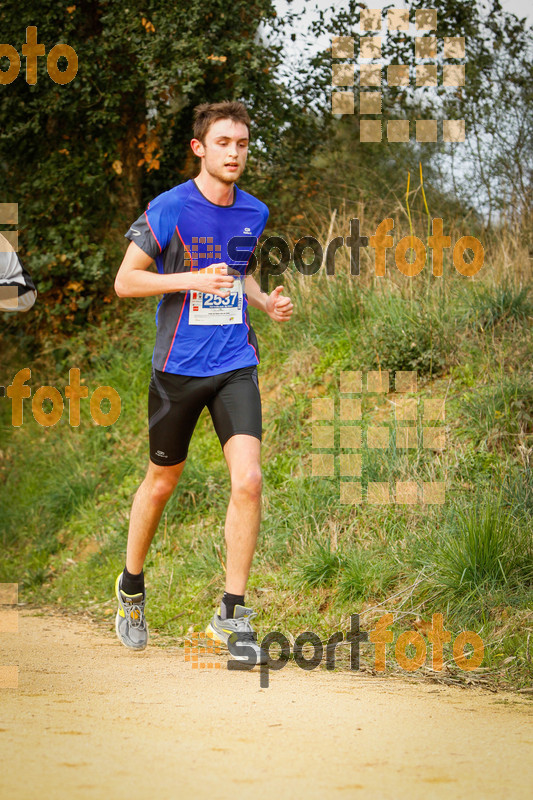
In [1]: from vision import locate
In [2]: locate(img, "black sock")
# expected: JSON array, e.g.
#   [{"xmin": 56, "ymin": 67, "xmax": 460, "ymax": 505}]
[
  {"xmin": 121, "ymin": 566, "xmax": 145, "ymax": 595},
  {"xmin": 220, "ymin": 592, "xmax": 244, "ymax": 620}
]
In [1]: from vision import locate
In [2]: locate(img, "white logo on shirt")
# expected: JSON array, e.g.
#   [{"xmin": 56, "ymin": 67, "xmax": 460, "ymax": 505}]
[{"xmin": 243, "ymin": 227, "xmax": 252, "ymax": 234}]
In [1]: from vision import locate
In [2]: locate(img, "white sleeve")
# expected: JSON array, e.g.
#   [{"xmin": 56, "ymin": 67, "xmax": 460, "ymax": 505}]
[{"xmin": 0, "ymin": 233, "xmax": 37, "ymax": 312}]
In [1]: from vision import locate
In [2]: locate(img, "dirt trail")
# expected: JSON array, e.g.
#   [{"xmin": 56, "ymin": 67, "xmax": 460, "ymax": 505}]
[{"xmin": 0, "ymin": 610, "xmax": 532, "ymax": 800}]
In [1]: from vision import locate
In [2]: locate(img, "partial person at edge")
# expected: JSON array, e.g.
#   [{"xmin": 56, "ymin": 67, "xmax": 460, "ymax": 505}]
[{"xmin": 0, "ymin": 232, "xmax": 37, "ymax": 312}]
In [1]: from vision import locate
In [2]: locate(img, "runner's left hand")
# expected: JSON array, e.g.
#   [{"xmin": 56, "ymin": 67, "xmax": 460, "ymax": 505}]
[{"xmin": 266, "ymin": 285, "xmax": 293, "ymax": 322}]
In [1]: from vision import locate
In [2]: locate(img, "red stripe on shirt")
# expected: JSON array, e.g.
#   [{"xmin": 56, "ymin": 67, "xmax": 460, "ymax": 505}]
[
  {"xmin": 162, "ymin": 225, "xmax": 194, "ymax": 372},
  {"xmin": 243, "ymin": 247, "xmax": 260, "ymax": 361},
  {"xmin": 145, "ymin": 210, "xmax": 162, "ymax": 253}
]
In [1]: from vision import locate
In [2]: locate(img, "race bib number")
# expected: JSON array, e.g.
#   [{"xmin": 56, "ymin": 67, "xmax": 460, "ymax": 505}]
[{"xmin": 188, "ymin": 279, "xmax": 243, "ymax": 325}]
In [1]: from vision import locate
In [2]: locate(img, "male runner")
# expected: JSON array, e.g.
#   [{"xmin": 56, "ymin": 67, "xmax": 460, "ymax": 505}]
[{"xmin": 113, "ymin": 101, "xmax": 293, "ymax": 664}]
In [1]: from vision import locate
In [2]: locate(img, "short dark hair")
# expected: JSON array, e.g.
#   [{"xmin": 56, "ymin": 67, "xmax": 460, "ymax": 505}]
[{"xmin": 193, "ymin": 101, "xmax": 251, "ymax": 143}]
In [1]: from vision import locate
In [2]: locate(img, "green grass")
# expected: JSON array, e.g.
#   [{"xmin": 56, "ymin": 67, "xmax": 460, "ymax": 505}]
[
  {"xmin": 422, "ymin": 500, "xmax": 533, "ymax": 614},
  {"xmin": 459, "ymin": 374, "xmax": 533, "ymax": 453},
  {"xmin": 503, "ymin": 464, "xmax": 533, "ymax": 521},
  {"xmin": 296, "ymin": 540, "xmax": 344, "ymax": 588},
  {"xmin": 461, "ymin": 281, "xmax": 532, "ymax": 331},
  {"xmin": 338, "ymin": 548, "xmax": 398, "ymax": 603},
  {"xmin": 359, "ymin": 288, "xmax": 455, "ymax": 376}
]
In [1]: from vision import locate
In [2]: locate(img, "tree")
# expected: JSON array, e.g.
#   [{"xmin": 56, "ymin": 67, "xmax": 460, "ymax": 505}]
[
  {"xmin": 0, "ymin": 0, "xmax": 326, "ymax": 341},
  {"xmin": 318, "ymin": 0, "xmax": 532, "ymax": 230}
]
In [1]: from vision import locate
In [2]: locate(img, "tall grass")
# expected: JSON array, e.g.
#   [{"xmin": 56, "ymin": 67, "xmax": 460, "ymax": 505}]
[
  {"xmin": 459, "ymin": 374, "xmax": 533, "ymax": 453},
  {"xmin": 419, "ymin": 499, "xmax": 533, "ymax": 617},
  {"xmin": 461, "ymin": 281, "xmax": 532, "ymax": 331},
  {"xmin": 1, "ymin": 202, "xmax": 532, "ymax": 686}
]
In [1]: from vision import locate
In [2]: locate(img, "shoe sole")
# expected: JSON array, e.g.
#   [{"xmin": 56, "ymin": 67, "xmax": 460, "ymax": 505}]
[
  {"xmin": 205, "ymin": 622, "xmax": 266, "ymax": 664},
  {"xmin": 115, "ymin": 574, "xmax": 148, "ymax": 651}
]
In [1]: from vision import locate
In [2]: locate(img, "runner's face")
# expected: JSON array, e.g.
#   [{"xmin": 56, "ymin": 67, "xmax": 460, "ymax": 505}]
[{"xmin": 201, "ymin": 119, "xmax": 249, "ymax": 184}]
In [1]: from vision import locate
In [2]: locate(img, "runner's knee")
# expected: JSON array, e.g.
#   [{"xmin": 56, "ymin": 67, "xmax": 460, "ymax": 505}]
[
  {"xmin": 231, "ymin": 468, "xmax": 262, "ymax": 503},
  {"xmin": 145, "ymin": 465, "xmax": 183, "ymax": 504}
]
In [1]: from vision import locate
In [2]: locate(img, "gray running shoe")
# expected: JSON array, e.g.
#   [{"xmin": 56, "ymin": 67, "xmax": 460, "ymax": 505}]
[
  {"xmin": 206, "ymin": 604, "xmax": 268, "ymax": 665},
  {"xmin": 115, "ymin": 573, "xmax": 149, "ymax": 651}
]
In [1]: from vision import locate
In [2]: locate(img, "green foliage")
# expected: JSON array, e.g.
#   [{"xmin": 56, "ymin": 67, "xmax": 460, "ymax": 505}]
[
  {"xmin": 461, "ymin": 281, "xmax": 532, "ymax": 331},
  {"xmin": 503, "ymin": 465, "xmax": 533, "ymax": 522},
  {"xmin": 338, "ymin": 548, "xmax": 398, "ymax": 602},
  {"xmin": 296, "ymin": 540, "xmax": 343, "ymax": 588},
  {"xmin": 459, "ymin": 374, "xmax": 533, "ymax": 453},
  {"xmin": 422, "ymin": 500, "xmax": 533, "ymax": 614},
  {"xmin": 361, "ymin": 290, "xmax": 454, "ymax": 376},
  {"xmin": 0, "ymin": 0, "xmax": 326, "ymax": 341},
  {"xmin": 296, "ymin": 540, "xmax": 398, "ymax": 600}
]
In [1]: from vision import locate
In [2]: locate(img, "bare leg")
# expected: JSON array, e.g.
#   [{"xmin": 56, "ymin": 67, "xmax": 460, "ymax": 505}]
[
  {"xmin": 221, "ymin": 434, "xmax": 262, "ymax": 595},
  {"xmin": 126, "ymin": 459, "xmax": 186, "ymax": 573}
]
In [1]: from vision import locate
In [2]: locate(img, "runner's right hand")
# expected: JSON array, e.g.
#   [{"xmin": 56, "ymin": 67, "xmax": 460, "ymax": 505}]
[{"xmin": 191, "ymin": 263, "xmax": 235, "ymax": 298}]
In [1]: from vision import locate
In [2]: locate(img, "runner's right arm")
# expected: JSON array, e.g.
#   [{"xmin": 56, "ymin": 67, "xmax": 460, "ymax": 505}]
[{"xmin": 114, "ymin": 241, "xmax": 234, "ymax": 298}]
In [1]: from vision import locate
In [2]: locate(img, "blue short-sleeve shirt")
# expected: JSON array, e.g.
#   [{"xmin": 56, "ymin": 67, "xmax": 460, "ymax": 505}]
[{"xmin": 125, "ymin": 179, "xmax": 269, "ymax": 376}]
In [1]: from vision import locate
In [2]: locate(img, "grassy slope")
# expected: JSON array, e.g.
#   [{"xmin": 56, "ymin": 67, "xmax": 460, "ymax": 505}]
[{"xmin": 1, "ymin": 215, "xmax": 532, "ymax": 688}]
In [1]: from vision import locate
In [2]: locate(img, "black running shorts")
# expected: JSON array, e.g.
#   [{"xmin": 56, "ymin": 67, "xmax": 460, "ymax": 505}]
[{"xmin": 148, "ymin": 365, "xmax": 262, "ymax": 466}]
